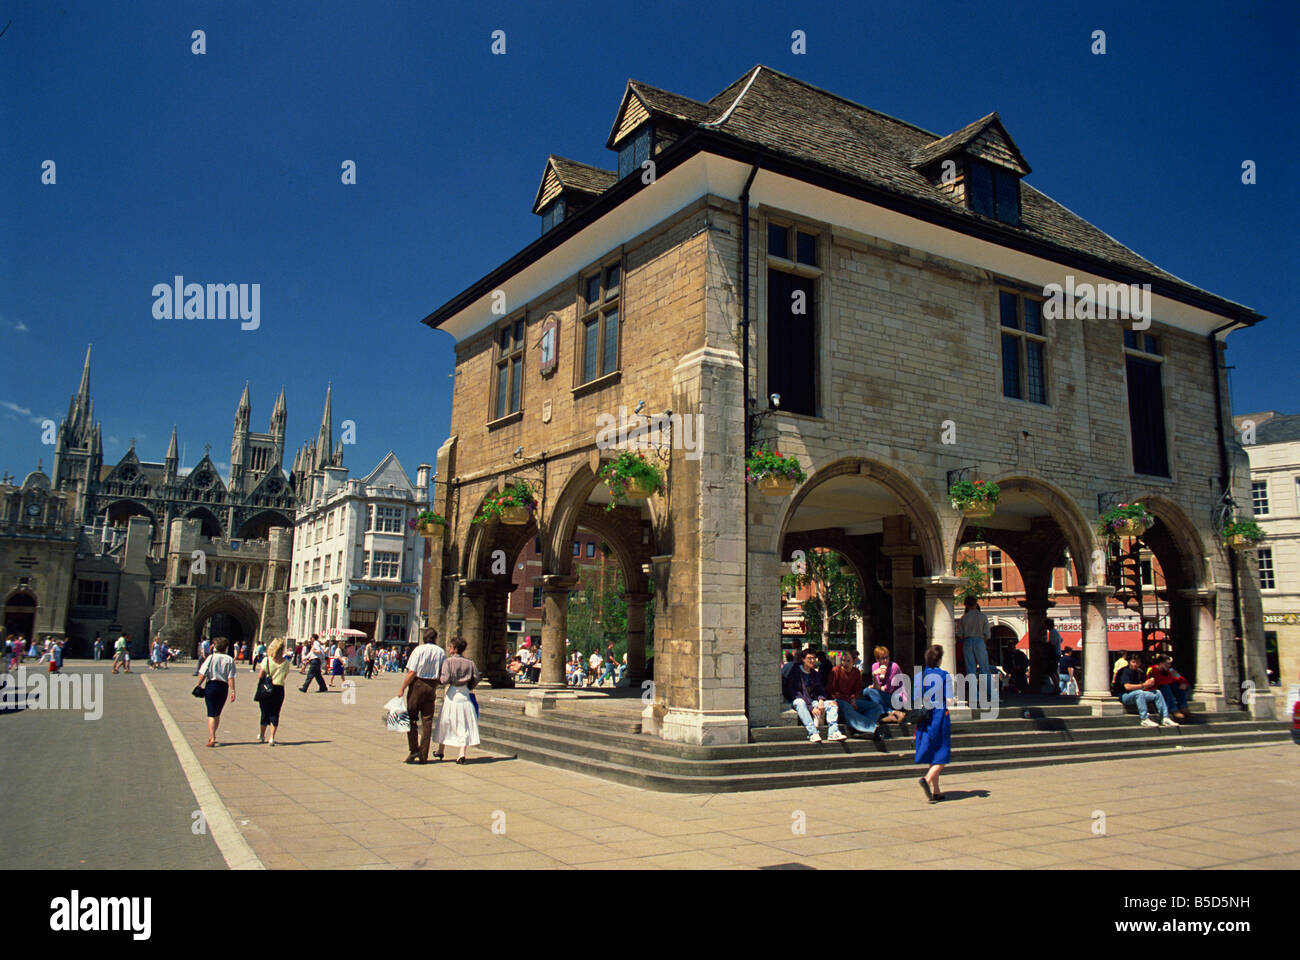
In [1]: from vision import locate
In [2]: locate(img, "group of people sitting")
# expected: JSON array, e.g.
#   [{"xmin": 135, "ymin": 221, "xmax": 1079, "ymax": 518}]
[
  {"xmin": 781, "ymin": 645, "xmax": 908, "ymax": 743},
  {"xmin": 1113, "ymin": 649, "xmax": 1192, "ymax": 726}
]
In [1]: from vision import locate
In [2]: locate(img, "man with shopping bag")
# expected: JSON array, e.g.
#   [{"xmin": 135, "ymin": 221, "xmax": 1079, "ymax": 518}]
[{"xmin": 396, "ymin": 628, "xmax": 446, "ymax": 764}]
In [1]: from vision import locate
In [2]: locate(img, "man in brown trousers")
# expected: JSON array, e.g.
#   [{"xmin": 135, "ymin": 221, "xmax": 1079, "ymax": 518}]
[{"xmin": 397, "ymin": 628, "xmax": 446, "ymax": 763}]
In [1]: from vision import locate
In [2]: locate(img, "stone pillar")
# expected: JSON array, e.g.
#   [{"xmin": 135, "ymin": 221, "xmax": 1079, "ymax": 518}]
[
  {"xmin": 744, "ymin": 546, "xmax": 785, "ymax": 728},
  {"xmin": 1019, "ymin": 569, "xmax": 1055, "ymax": 693},
  {"xmin": 882, "ymin": 546, "xmax": 918, "ymax": 675},
  {"xmin": 1068, "ymin": 585, "xmax": 1119, "ymax": 714},
  {"xmin": 1180, "ymin": 587, "xmax": 1225, "ymax": 711},
  {"xmin": 484, "ymin": 582, "xmax": 514, "ymax": 683},
  {"xmin": 459, "ymin": 579, "xmax": 489, "ymax": 671},
  {"xmin": 918, "ymin": 576, "xmax": 969, "ymax": 716},
  {"xmin": 538, "ymin": 574, "xmax": 578, "ymax": 688},
  {"xmin": 623, "ymin": 590, "xmax": 651, "ymax": 686}
]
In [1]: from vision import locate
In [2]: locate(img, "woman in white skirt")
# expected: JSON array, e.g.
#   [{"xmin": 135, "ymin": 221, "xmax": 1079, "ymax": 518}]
[{"xmin": 434, "ymin": 637, "xmax": 481, "ymax": 764}]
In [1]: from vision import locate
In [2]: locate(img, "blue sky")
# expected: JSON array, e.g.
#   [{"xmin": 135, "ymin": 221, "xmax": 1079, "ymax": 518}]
[{"xmin": 2, "ymin": 0, "xmax": 1296, "ymax": 484}]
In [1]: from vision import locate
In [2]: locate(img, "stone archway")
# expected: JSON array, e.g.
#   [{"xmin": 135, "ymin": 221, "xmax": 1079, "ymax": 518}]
[
  {"xmin": 192, "ymin": 594, "xmax": 260, "ymax": 658},
  {"xmin": 3, "ymin": 591, "xmax": 38, "ymax": 641}
]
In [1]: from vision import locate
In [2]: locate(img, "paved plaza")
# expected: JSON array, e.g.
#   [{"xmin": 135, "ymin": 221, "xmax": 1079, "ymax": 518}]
[{"xmin": 4, "ymin": 662, "xmax": 1297, "ymax": 870}]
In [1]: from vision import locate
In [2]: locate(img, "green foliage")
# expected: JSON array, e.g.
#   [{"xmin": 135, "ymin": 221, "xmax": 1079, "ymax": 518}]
[
  {"xmin": 599, "ymin": 451, "xmax": 663, "ymax": 511},
  {"xmin": 1221, "ymin": 518, "xmax": 1263, "ymax": 543},
  {"xmin": 1097, "ymin": 501, "xmax": 1154, "ymax": 537},
  {"xmin": 745, "ymin": 446, "xmax": 807, "ymax": 484},
  {"xmin": 780, "ymin": 549, "xmax": 861, "ymax": 645},
  {"xmin": 471, "ymin": 482, "xmax": 536, "ymax": 524},
  {"xmin": 948, "ymin": 479, "xmax": 999, "ymax": 508},
  {"xmin": 955, "ymin": 553, "xmax": 987, "ymax": 603},
  {"xmin": 409, "ymin": 509, "xmax": 447, "ymax": 530}
]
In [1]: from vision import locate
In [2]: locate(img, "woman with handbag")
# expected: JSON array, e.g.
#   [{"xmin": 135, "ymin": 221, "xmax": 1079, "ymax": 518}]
[
  {"xmin": 914, "ymin": 644, "xmax": 952, "ymax": 803},
  {"xmin": 193, "ymin": 636, "xmax": 237, "ymax": 747},
  {"xmin": 433, "ymin": 637, "xmax": 481, "ymax": 764},
  {"xmin": 255, "ymin": 636, "xmax": 290, "ymax": 746}
]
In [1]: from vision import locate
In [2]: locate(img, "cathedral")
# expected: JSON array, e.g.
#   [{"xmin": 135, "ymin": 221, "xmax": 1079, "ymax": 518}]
[
  {"xmin": 0, "ymin": 346, "xmax": 343, "ymax": 656},
  {"xmin": 51, "ymin": 345, "xmax": 341, "ymax": 555}
]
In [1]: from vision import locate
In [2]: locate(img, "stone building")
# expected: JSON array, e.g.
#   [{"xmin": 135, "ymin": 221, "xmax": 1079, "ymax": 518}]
[
  {"xmin": 288, "ymin": 452, "xmax": 429, "ymax": 646},
  {"xmin": 0, "ymin": 467, "xmax": 77, "ymax": 643},
  {"xmin": 1235, "ymin": 411, "xmax": 1300, "ymax": 687},
  {"xmin": 420, "ymin": 65, "xmax": 1272, "ymax": 744}
]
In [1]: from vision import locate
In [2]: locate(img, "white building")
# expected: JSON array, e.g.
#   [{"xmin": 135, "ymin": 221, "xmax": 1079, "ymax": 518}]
[
  {"xmin": 288, "ymin": 452, "xmax": 431, "ymax": 646},
  {"xmin": 1236, "ymin": 411, "xmax": 1300, "ymax": 688}
]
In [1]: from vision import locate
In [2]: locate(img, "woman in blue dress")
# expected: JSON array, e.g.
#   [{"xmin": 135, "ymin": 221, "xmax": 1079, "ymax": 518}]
[{"xmin": 914, "ymin": 644, "xmax": 951, "ymax": 803}]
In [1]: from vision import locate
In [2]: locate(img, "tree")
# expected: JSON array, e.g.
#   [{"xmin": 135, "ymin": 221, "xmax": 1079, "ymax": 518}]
[
  {"xmin": 955, "ymin": 551, "xmax": 987, "ymax": 604},
  {"xmin": 780, "ymin": 548, "xmax": 862, "ymax": 646}
]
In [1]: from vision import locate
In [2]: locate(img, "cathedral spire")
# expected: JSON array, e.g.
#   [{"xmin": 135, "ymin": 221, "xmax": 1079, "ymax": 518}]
[
  {"xmin": 77, "ymin": 344, "xmax": 92, "ymax": 402},
  {"xmin": 166, "ymin": 425, "xmax": 178, "ymax": 462},
  {"xmin": 237, "ymin": 381, "xmax": 251, "ymax": 417}
]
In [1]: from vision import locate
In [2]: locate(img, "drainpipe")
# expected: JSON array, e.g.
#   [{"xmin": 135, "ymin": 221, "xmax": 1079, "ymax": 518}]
[
  {"xmin": 1208, "ymin": 319, "xmax": 1245, "ymax": 707},
  {"xmin": 739, "ymin": 161, "xmax": 759, "ymax": 731}
]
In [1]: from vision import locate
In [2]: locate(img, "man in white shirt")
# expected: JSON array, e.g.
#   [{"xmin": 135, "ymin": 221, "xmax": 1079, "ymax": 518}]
[
  {"xmin": 959, "ymin": 598, "xmax": 991, "ymax": 688},
  {"xmin": 398, "ymin": 628, "xmax": 447, "ymax": 763},
  {"xmin": 298, "ymin": 633, "xmax": 328, "ymax": 693}
]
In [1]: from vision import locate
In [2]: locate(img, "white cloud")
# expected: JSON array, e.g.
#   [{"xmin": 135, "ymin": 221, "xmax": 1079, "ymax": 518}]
[
  {"xmin": 14, "ymin": 322, "xmax": 28, "ymax": 333},
  {"xmin": 1, "ymin": 400, "xmax": 48, "ymax": 425}
]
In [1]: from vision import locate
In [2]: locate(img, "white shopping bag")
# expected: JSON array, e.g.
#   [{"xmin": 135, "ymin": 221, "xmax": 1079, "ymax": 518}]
[{"xmin": 382, "ymin": 695, "xmax": 410, "ymax": 732}]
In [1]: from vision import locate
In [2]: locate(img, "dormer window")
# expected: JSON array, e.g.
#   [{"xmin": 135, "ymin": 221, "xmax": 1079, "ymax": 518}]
[
  {"xmin": 967, "ymin": 160, "xmax": 1020, "ymax": 225},
  {"xmin": 540, "ymin": 197, "xmax": 566, "ymax": 234},
  {"xmin": 617, "ymin": 125, "xmax": 652, "ymax": 180}
]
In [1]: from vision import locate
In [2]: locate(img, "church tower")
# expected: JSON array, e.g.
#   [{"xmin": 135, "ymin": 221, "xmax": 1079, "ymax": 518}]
[
  {"xmin": 52, "ymin": 344, "xmax": 102, "ymax": 521},
  {"xmin": 230, "ymin": 381, "xmax": 251, "ymax": 494},
  {"xmin": 270, "ymin": 386, "xmax": 287, "ymax": 469}
]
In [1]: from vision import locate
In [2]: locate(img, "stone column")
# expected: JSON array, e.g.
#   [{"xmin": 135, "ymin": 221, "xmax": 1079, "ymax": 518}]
[
  {"xmin": 918, "ymin": 576, "xmax": 969, "ymax": 716},
  {"xmin": 1068, "ymin": 585, "xmax": 1118, "ymax": 714},
  {"xmin": 1019, "ymin": 569, "xmax": 1055, "ymax": 693},
  {"xmin": 538, "ymin": 574, "xmax": 578, "ymax": 688},
  {"xmin": 484, "ymin": 582, "xmax": 514, "ymax": 683},
  {"xmin": 882, "ymin": 546, "xmax": 919, "ymax": 676},
  {"xmin": 623, "ymin": 590, "xmax": 652, "ymax": 686},
  {"xmin": 1178, "ymin": 586, "xmax": 1225, "ymax": 711},
  {"xmin": 459, "ymin": 579, "xmax": 490, "ymax": 671}
]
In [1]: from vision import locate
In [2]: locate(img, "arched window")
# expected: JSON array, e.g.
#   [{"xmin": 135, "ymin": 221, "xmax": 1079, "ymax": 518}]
[{"xmin": 331, "ymin": 596, "xmax": 339, "ymax": 628}]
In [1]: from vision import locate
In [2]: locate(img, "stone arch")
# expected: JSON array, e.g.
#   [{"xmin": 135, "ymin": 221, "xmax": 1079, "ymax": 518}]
[
  {"xmin": 1131, "ymin": 494, "xmax": 1208, "ymax": 591},
  {"xmin": 235, "ymin": 509, "xmax": 294, "ymax": 540},
  {"xmin": 775, "ymin": 456, "xmax": 945, "ymax": 576},
  {"xmin": 192, "ymin": 593, "xmax": 261, "ymax": 654},
  {"xmin": 184, "ymin": 507, "xmax": 223, "ymax": 538},
  {"xmin": 546, "ymin": 457, "xmax": 664, "ymax": 579},
  {"xmin": 961, "ymin": 474, "xmax": 1096, "ymax": 585}
]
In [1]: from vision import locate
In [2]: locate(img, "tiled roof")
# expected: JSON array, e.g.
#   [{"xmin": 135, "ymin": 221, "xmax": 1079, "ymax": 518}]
[
  {"xmin": 1255, "ymin": 413, "xmax": 1300, "ymax": 445},
  {"xmin": 549, "ymin": 156, "xmax": 616, "ymax": 196},
  {"xmin": 628, "ymin": 80, "xmax": 715, "ymax": 124},
  {"xmin": 909, "ymin": 111, "xmax": 1030, "ymax": 173}
]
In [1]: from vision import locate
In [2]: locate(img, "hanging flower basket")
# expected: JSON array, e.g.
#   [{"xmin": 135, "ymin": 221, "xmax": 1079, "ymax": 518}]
[
  {"xmin": 745, "ymin": 446, "xmax": 807, "ymax": 496},
  {"xmin": 1221, "ymin": 519, "xmax": 1262, "ymax": 551},
  {"xmin": 949, "ymin": 479, "xmax": 999, "ymax": 518},
  {"xmin": 1097, "ymin": 502, "xmax": 1153, "ymax": 539},
  {"xmin": 408, "ymin": 510, "xmax": 448, "ymax": 539},
  {"xmin": 472, "ymin": 482, "xmax": 537, "ymax": 526},
  {"xmin": 599, "ymin": 451, "xmax": 664, "ymax": 511}
]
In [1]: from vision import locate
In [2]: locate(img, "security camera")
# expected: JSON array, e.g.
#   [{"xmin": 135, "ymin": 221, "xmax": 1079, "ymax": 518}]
[
  {"xmin": 634, "ymin": 400, "xmax": 646, "ymax": 414},
  {"xmin": 770, "ymin": 393, "xmax": 781, "ymax": 409},
  {"xmin": 514, "ymin": 446, "xmax": 524, "ymax": 457}
]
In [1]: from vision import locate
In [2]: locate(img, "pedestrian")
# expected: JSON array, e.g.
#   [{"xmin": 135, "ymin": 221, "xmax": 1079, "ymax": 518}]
[
  {"xmin": 959, "ymin": 596, "xmax": 991, "ymax": 688},
  {"xmin": 915, "ymin": 644, "xmax": 952, "ymax": 803},
  {"xmin": 195, "ymin": 636, "xmax": 237, "ymax": 747},
  {"xmin": 255, "ymin": 637, "xmax": 290, "ymax": 746},
  {"xmin": 364, "ymin": 640, "xmax": 376, "ymax": 680},
  {"xmin": 398, "ymin": 628, "xmax": 446, "ymax": 764},
  {"xmin": 298, "ymin": 633, "xmax": 328, "ymax": 693},
  {"xmin": 1058, "ymin": 645, "xmax": 1080, "ymax": 696},
  {"xmin": 251, "ymin": 638, "xmax": 266, "ymax": 672},
  {"xmin": 49, "ymin": 640, "xmax": 63, "ymax": 673},
  {"xmin": 434, "ymin": 637, "xmax": 481, "ymax": 764},
  {"xmin": 1043, "ymin": 619, "xmax": 1064, "ymax": 694},
  {"xmin": 112, "ymin": 633, "xmax": 130, "ymax": 674},
  {"xmin": 93, "ymin": 634, "xmax": 103, "ymax": 661},
  {"xmin": 328, "ymin": 642, "xmax": 345, "ymax": 688}
]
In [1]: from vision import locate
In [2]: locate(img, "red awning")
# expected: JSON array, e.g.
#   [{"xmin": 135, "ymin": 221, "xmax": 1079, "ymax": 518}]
[{"xmin": 1016, "ymin": 630, "xmax": 1142, "ymax": 652}]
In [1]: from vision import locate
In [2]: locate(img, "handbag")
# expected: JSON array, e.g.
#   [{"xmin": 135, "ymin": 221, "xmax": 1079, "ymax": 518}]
[
  {"xmin": 192, "ymin": 657, "xmax": 207, "ymax": 698},
  {"xmin": 254, "ymin": 665, "xmax": 274, "ymax": 703}
]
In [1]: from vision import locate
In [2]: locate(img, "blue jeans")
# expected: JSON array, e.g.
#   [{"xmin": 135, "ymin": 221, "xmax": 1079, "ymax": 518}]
[
  {"xmin": 792, "ymin": 698, "xmax": 840, "ymax": 738},
  {"xmin": 1159, "ymin": 685, "xmax": 1189, "ymax": 713},
  {"xmin": 1121, "ymin": 689, "xmax": 1169, "ymax": 720},
  {"xmin": 963, "ymin": 636, "xmax": 990, "ymax": 680},
  {"xmin": 862, "ymin": 686, "xmax": 902, "ymax": 713},
  {"xmin": 836, "ymin": 697, "xmax": 883, "ymax": 735}
]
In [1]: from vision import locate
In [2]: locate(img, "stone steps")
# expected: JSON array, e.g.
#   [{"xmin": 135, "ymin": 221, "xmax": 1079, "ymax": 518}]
[{"xmin": 474, "ymin": 702, "xmax": 1288, "ymax": 793}]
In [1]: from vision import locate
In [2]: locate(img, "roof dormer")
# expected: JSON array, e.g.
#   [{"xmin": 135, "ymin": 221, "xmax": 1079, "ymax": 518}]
[
  {"xmin": 532, "ymin": 156, "xmax": 616, "ymax": 234},
  {"xmin": 912, "ymin": 112, "xmax": 1030, "ymax": 226},
  {"xmin": 605, "ymin": 80, "xmax": 712, "ymax": 181}
]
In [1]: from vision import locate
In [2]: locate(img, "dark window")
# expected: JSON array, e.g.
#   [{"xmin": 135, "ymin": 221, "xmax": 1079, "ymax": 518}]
[
  {"xmin": 493, "ymin": 317, "xmax": 525, "ymax": 420},
  {"xmin": 796, "ymin": 231, "xmax": 817, "ymax": 266},
  {"xmin": 617, "ymin": 126, "xmax": 652, "ymax": 180},
  {"xmin": 967, "ymin": 161, "xmax": 1020, "ymax": 225},
  {"xmin": 540, "ymin": 197, "xmax": 566, "ymax": 234},
  {"xmin": 999, "ymin": 291, "xmax": 1047, "ymax": 404},
  {"xmin": 573, "ymin": 541, "xmax": 580, "ymax": 556},
  {"xmin": 768, "ymin": 223, "xmax": 788, "ymax": 259},
  {"xmin": 1126, "ymin": 355, "xmax": 1170, "ymax": 477},
  {"xmin": 767, "ymin": 269, "xmax": 817, "ymax": 417},
  {"xmin": 532, "ymin": 586, "xmax": 542, "ymax": 608},
  {"xmin": 533, "ymin": 536, "xmax": 542, "ymax": 553},
  {"xmin": 578, "ymin": 263, "xmax": 621, "ymax": 384},
  {"xmin": 586, "ymin": 542, "xmax": 595, "ymax": 558},
  {"xmin": 76, "ymin": 580, "xmax": 109, "ymax": 606}
]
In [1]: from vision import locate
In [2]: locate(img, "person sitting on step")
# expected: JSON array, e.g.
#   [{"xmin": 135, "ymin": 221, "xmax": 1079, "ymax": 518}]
[
  {"xmin": 782, "ymin": 646, "xmax": 846, "ymax": 743},
  {"xmin": 1115, "ymin": 651, "xmax": 1178, "ymax": 728},
  {"xmin": 1147, "ymin": 653, "xmax": 1191, "ymax": 720}
]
